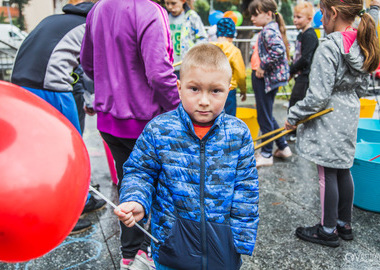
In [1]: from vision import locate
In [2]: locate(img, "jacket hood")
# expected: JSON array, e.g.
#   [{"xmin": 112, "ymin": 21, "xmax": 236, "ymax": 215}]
[
  {"xmin": 63, "ymin": 2, "xmax": 94, "ymax": 17},
  {"xmin": 329, "ymin": 31, "xmax": 365, "ymax": 73}
]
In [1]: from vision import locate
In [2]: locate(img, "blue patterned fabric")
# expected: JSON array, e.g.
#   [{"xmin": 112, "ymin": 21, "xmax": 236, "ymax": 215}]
[{"xmin": 119, "ymin": 103, "xmax": 259, "ymax": 268}]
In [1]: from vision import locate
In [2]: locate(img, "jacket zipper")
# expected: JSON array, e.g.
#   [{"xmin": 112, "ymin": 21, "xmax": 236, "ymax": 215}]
[{"xmin": 200, "ymin": 141, "xmax": 207, "ymax": 270}]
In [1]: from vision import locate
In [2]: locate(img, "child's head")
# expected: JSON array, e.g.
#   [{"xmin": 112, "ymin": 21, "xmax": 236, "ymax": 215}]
[
  {"xmin": 248, "ymin": 0, "xmax": 276, "ymax": 27},
  {"xmin": 293, "ymin": 2, "xmax": 314, "ymax": 31},
  {"xmin": 178, "ymin": 43, "xmax": 232, "ymax": 126},
  {"xmin": 249, "ymin": 0, "xmax": 290, "ymax": 60},
  {"xmin": 216, "ymin": 18, "xmax": 236, "ymax": 39},
  {"xmin": 320, "ymin": 0, "xmax": 380, "ymax": 72},
  {"xmin": 165, "ymin": 0, "xmax": 186, "ymax": 16}
]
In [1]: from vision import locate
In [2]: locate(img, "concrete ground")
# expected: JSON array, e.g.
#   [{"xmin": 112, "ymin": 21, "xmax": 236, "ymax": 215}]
[{"xmin": 1, "ymin": 96, "xmax": 379, "ymax": 270}]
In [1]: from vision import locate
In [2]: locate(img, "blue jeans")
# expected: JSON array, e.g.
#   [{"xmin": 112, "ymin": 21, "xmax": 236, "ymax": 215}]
[
  {"xmin": 251, "ymin": 71, "xmax": 287, "ymax": 156},
  {"xmin": 225, "ymin": 89, "xmax": 237, "ymax": 116}
]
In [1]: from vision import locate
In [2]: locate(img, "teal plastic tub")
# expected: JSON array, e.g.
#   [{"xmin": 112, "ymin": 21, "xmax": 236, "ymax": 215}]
[
  {"xmin": 351, "ymin": 143, "xmax": 380, "ymax": 212},
  {"xmin": 357, "ymin": 118, "xmax": 380, "ymax": 143}
]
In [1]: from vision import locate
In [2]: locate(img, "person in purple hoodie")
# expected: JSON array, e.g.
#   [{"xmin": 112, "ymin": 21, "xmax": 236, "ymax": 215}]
[{"xmin": 80, "ymin": 0, "xmax": 180, "ymax": 269}]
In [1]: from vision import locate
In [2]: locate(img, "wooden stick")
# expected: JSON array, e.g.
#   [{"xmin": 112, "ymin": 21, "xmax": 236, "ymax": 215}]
[
  {"xmin": 173, "ymin": 61, "xmax": 182, "ymax": 67},
  {"xmin": 253, "ymin": 108, "xmax": 334, "ymax": 142},
  {"xmin": 255, "ymin": 129, "xmax": 294, "ymax": 150},
  {"xmin": 254, "ymin": 108, "xmax": 334, "ymax": 150}
]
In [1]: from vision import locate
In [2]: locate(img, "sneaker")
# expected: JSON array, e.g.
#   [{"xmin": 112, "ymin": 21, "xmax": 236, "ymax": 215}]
[
  {"xmin": 70, "ymin": 218, "xmax": 92, "ymax": 235},
  {"xmin": 274, "ymin": 146, "xmax": 292, "ymax": 158},
  {"xmin": 120, "ymin": 258, "xmax": 134, "ymax": 270},
  {"xmin": 295, "ymin": 224, "xmax": 340, "ymax": 247},
  {"xmin": 255, "ymin": 153, "xmax": 273, "ymax": 168},
  {"xmin": 82, "ymin": 195, "xmax": 106, "ymax": 214},
  {"xmin": 337, "ymin": 223, "xmax": 353, "ymax": 240},
  {"xmin": 130, "ymin": 250, "xmax": 156, "ymax": 270}
]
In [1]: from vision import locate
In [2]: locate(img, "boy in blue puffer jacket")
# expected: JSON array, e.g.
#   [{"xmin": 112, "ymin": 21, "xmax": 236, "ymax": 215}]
[{"xmin": 115, "ymin": 43, "xmax": 259, "ymax": 270}]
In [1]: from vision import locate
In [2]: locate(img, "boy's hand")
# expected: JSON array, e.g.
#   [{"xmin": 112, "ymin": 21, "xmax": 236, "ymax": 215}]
[
  {"xmin": 256, "ymin": 66, "xmax": 264, "ymax": 78},
  {"xmin": 240, "ymin": 92, "xmax": 247, "ymax": 102},
  {"xmin": 284, "ymin": 120, "xmax": 297, "ymax": 130},
  {"xmin": 114, "ymin": 202, "xmax": 145, "ymax": 227}
]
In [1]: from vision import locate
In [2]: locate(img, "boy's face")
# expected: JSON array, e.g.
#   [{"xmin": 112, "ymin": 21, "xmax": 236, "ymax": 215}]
[
  {"xmin": 165, "ymin": 0, "xmax": 185, "ymax": 17},
  {"xmin": 293, "ymin": 11, "xmax": 312, "ymax": 32},
  {"xmin": 178, "ymin": 67, "xmax": 230, "ymax": 126}
]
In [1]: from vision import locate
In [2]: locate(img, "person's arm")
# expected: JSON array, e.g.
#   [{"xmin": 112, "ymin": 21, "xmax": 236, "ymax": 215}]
[
  {"xmin": 80, "ymin": 10, "xmax": 94, "ymax": 80},
  {"xmin": 137, "ymin": 3, "xmax": 180, "ymax": 112},
  {"xmin": 191, "ymin": 11, "xmax": 207, "ymax": 45},
  {"xmin": 287, "ymin": 39, "xmax": 339, "ymax": 126},
  {"xmin": 118, "ymin": 124, "xmax": 161, "ymax": 220},
  {"xmin": 259, "ymin": 27, "xmax": 287, "ymax": 71},
  {"xmin": 230, "ymin": 127, "xmax": 259, "ymax": 255},
  {"xmin": 231, "ymin": 49, "xmax": 247, "ymax": 101},
  {"xmin": 289, "ymin": 30, "xmax": 318, "ymax": 75}
]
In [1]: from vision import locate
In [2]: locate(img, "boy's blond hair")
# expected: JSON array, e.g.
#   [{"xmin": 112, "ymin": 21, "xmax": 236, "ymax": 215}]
[
  {"xmin": 180, "ymin": 43, "xmax": 232, "ymax": 81},
  {"xmin": 294, "ymin": 2, "xmax": 314, "ymax": 19}
]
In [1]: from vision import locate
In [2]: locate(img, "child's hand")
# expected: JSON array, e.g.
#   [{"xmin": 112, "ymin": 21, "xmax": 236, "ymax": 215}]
[
  {"xmin": 114, "ymin": 202, "xmax": 145, "ymax": 227},
  {"xmin": 284, "ymin": 120, "xmax": 297, "ymax": 130},
  {"xmin": 256, "ymin": 66, "xmax": 264, "ymax": 79},
  {"xmin": 240, "ymin": 92, "xmax": 247, "ymax": 102}
]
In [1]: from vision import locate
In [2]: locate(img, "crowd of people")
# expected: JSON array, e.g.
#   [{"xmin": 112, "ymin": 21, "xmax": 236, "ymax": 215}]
[{"xmin": 11, "ymin": 0, "xmax": 380, "ymax": 269}]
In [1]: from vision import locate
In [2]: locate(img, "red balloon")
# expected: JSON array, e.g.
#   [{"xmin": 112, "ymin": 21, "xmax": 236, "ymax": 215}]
[{"xmin": 0, "ymin": 81, "xmax": 91, "ymax": 262}]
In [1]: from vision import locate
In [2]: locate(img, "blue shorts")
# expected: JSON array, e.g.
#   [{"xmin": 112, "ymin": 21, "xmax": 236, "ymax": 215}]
[{"xmin": 23, "ymin": 87, "xmax": 82, "ymax": 134}]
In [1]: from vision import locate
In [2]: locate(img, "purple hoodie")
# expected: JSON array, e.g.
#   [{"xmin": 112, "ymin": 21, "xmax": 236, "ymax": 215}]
[{"xmin": 80, "ymin": 0, "xmax": 180, "ymax": 139}]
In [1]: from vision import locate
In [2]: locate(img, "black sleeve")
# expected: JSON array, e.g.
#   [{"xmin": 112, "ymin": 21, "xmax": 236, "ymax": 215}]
[{"xmin": 289, "ymin": 29, "xmax": 319, "ymax": 75}]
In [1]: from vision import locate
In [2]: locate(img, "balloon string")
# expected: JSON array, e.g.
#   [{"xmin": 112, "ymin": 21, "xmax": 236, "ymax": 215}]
[{"xmin": 88, "ymin": 186, "xmax": 159, "ymax": 243}]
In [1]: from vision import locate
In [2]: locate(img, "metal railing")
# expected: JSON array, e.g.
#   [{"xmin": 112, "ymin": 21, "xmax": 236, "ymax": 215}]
[
  {"xmin": 206, "ymin": 25, "xmax": 380, "ymax": 94},
  {"xmin": 0, "ymin": 39, "xmax": 17, "ymax": 81}
]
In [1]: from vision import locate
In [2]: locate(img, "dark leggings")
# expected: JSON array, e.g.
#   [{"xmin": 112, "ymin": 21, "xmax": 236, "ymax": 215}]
[
  {"xmin": 317, "ymin": 165, "xmax": 354, "ymax": 227},
  {"xmin": 251, "ymin": 71, "xmax": 288, "ymax": 156},
  {"xmin": 100, "ymin": 131, "xmax": 150, "ymax": 259}
]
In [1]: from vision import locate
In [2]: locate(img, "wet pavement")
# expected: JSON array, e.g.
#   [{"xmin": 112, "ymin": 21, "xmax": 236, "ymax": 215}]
[{"xmin": 1, "ymin": 96, "xmax": 379, "ymax": 270}]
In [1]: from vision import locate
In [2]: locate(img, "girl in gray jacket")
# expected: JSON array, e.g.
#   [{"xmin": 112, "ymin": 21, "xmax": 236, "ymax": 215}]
[{"xmin": 285, "ymin": 0, "xmax": 380, "ymax": 247}]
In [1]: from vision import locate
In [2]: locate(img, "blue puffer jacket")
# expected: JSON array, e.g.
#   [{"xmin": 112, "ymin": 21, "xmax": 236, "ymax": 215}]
[{"xmin": 119, "ymin": 104, "xmax": 259, "ymax": 270}]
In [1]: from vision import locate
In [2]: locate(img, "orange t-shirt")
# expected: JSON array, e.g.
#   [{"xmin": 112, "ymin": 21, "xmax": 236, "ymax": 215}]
[
  {"xmin": 193, "ymin": 124, "xmax": 212, "ymax": 139},
  {"xmin": 251, "ymin": 33, "xmax": 261, "ymax": 71}
]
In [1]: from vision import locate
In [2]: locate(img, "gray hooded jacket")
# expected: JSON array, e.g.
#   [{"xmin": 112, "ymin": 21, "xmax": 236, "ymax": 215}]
[{"xmin": 288, "ymin": 31, "xmax": 369, "ymax": 169}]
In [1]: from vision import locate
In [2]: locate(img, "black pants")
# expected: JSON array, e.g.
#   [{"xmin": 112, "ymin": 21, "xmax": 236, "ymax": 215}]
[
  {"xmin": 288, "ymin": 77, "xmax": 309, "ymax": 110},
  {"xmin": 100, "ymin": 131, "xmax": 150, "ymax": 259},
  {"xmin": 317, "ymin": 166, "xmax": 354, "ymax": 228}
]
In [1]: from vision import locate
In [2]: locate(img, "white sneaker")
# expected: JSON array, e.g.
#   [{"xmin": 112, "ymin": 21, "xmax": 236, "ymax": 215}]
[
  {"xmin": 120, "ymin": 258, "xmax": 134, "ymax": 270},
  {"xmin": 129, "ymin": 250, "xmax": 156, "ymax": 270},
  {"xmin": 274, "ymin": 146, "xmax": 292, "ymax": 158},
  {"xmin": 255, "ymin": 153, "xmax": 273, "ymax": 168}
]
